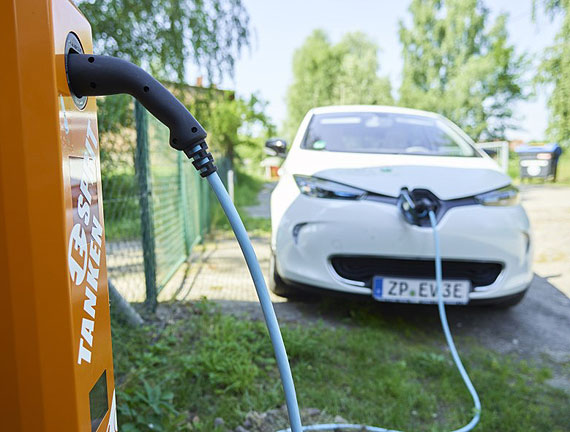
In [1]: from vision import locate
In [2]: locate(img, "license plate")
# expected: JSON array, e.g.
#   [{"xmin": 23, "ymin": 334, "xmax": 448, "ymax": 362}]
[{"xmin": 372, "ymin": 277, "xmax": 470, "ymax": 305}]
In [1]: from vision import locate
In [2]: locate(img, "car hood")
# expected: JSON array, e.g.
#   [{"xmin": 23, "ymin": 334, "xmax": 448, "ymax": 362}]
[{"xmin": 284, "ymin": 150, "xmax": 511, "ymax": 200}]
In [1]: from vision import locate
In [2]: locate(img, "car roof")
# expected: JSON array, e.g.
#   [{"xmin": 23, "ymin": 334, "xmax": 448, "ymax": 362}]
[{"xmin": 309, "ymin": 105, "xmax": 441, "ymax": 119}]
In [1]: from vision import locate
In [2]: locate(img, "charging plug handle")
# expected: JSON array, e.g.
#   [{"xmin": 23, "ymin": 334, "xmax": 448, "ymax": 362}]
[{"xmin": 66, "ymin": 53, "xmax": 216, "ymax": 177}]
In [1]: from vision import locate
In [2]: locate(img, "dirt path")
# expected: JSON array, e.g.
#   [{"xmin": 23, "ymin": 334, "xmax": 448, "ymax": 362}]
[
  {"xmin": 158, "ymin": 234, "xmax": 285, "ymax": 303},
  {"xmin": 521, "ymin": 185, "xmax": 570, "ymax": 297}
]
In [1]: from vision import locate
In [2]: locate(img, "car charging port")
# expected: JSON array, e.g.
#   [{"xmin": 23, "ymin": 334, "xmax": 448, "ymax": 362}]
[{"xmin": 398, "ymin": 188, "xmax": 439, "ymax": 227}]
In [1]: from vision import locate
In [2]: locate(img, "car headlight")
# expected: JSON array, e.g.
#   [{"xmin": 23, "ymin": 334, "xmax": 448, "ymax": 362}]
[
  {"xmin": 293, "ymin": 175, "xmax": 367, "ymax": 200},
  {"xmin": 475, "ymin": 185, "xmax": 520, "ymax": 206}
]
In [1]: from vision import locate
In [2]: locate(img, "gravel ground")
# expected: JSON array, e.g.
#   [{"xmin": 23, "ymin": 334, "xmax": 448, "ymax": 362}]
[
  {"xmin": 520, "ymin": 185, "xmax": 570, "ymax": 297},
  {"xmin": 229, "ymin": 406, "xmax": 355, "ymax": 432}
]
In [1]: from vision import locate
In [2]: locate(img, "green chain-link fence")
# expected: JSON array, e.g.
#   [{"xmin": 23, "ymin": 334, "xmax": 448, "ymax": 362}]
[{"xmin": 103, "ymin": 101, "xmax": 230, "ymax": 308}]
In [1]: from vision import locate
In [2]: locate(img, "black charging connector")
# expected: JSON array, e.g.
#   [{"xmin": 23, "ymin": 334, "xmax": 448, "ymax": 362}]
[
  {"xmin": 398, "ymin": 188, "xmax": 438, "ymax": 227},
  {"xmin": 66, "ymin": 53, "xmax": 216, "ymax": 177}
]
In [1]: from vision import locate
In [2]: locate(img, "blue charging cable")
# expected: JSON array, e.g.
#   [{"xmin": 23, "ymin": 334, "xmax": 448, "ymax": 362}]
[
  {"xmin": 428, "ymin": 210, "xmax": 481, "ymax": 432},
  {"xmin": 207, "ymin": 173, "xmax": 304, "ymax": 432},
  {"xmin": 208, "ymin": 173, "xmax": 480, "ymax": 432}
]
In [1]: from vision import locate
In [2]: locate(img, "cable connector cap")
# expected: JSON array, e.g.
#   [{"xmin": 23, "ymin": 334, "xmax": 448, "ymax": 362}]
[{"xmin": 184, "ymin": 141, "xmax": 217, "ymax": 178}]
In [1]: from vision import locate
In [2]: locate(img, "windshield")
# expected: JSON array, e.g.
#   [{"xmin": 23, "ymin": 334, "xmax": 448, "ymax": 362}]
[{"xmin": 301, "ymin": 112, "xmax": 479, "ymax": 157}]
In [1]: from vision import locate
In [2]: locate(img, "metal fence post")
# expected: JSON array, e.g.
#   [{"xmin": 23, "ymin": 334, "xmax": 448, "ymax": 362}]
[{"xmin": 134, "ymin": 101, "xmax": 158, "ymax": 311}]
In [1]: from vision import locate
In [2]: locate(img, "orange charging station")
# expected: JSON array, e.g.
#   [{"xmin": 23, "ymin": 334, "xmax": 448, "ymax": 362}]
[{"xmin": 1, "ymin": 1, "xmax": 117, "ymax": 430}]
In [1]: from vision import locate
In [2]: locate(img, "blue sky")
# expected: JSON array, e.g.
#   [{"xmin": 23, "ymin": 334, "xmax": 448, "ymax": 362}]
[{"xmin": 219, "ymin": 0, "xmax": 562, "ymax": 141}]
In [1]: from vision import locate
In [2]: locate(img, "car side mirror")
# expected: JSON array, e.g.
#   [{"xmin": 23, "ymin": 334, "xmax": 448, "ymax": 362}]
[{"xmin": 265, "ymin": 138, "xmax": 288, "ymax": 157}]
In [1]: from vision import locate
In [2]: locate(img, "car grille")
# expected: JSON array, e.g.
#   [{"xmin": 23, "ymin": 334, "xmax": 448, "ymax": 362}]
[{"xmin": 330, "ymin": 256, "xmax": 503, "ymax": 288}]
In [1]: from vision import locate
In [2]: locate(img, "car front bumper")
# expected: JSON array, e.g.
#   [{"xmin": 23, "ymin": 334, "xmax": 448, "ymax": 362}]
[{"xmin": 273, "ymin": 195, "xmax": 533, "ymax": 302}]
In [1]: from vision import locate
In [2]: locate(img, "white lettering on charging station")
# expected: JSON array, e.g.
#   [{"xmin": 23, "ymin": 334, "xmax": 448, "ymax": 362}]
[{"xmin": 67, "ymin": 119, "xmax": 103, "ymax": 365}]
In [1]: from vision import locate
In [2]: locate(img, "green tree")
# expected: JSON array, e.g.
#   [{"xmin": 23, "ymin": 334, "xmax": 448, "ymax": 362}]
[
  {"xmin": 399, "ymin": 0, "xmax": 526, "ymax": 141},
  {"xmin": 334, "ymin": 33, "xmax": 393, "ymax": 106},
  {"xmin": 205, "ymin": 94, "xmax": 275, "ymax": 163},
  {"xmin": 77, "ymin": 0, "xmax": 252, "ymax": 170},
  {"xmin": 535, "ymin": 0, "xmax": 570, "ymax": 147},
  {"xmin": 78, "ymin": 0, "xmax": 249, "ymax": 83},
  {"xmin": 285, "ymin": 30, "xmax": 393, "ymax": 139}
]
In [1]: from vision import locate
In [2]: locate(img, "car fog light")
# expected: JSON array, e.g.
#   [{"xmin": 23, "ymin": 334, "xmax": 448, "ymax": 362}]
[{"xmin": 292, "ymin": 223, "xmax": 307, "ymax": 244}]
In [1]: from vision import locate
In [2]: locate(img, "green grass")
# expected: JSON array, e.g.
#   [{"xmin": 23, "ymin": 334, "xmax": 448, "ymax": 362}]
[
  {"xmin": 508, "ymin": 150, "xmax": 570, "ymax": 185},
  {"xmin": 112, "ymin": 301, "xmax": 569, "ymax": 432},
  {"xmin": 233, "ymin": 169, "xmax": 267, "ymax": 208},
  {"xmin": 102, "ymin": 162, "xmax": 271, "ymax": 243},
  {"xmin": 211, "ymin": 169, "xmax": 272, "ymax": 235},
  {"xmin": 102, "ymin": 171, "xmax": 142, "ymax": 242}
]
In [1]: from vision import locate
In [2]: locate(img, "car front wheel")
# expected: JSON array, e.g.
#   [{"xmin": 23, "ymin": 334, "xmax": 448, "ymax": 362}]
[
  {"xmin": 491, "ymin": 288, "xmax": 528, "ymax": 308},
  {"xmin": 268, "ymin": 252, "xmax": 302, "ymax": 298}
]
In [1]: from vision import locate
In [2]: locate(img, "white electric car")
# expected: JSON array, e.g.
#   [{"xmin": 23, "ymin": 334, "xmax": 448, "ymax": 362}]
[{"xmin": 268, "ymin": 106, "xmax": 533, "ymax": 306}]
